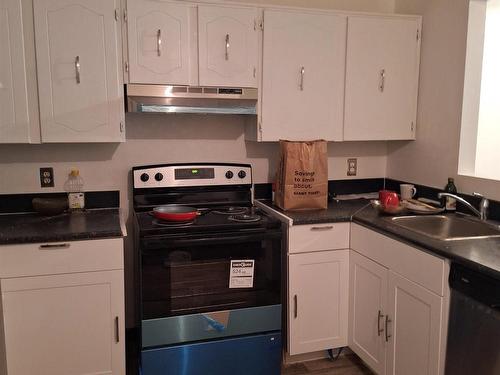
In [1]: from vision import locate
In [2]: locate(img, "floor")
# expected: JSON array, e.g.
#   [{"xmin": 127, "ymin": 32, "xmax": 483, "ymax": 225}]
[{"xmin": 282, "ymin": 355, "xmax": 375, "ymax": 375}]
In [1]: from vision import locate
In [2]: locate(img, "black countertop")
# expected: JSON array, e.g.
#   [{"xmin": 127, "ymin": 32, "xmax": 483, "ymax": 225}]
[
  {"xmin": 257, "ymin": 199, "xmax": 370, "ymax": 225},
  {"xmin": 259, "ymin": 199, "xmax": 500, "ymax": 279},
  {"xmin": 0, "ymin": 208, "xmax": 124, "ymax": 245},
  {"xmin": 352, "ymin": 206, "xmax": 500, "ymax": 279}
]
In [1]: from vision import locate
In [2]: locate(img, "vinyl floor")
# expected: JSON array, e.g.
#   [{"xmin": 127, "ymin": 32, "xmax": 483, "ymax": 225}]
[{"xmin": 282, "ymin": 355, "xmax": 375, "ymax": 375}]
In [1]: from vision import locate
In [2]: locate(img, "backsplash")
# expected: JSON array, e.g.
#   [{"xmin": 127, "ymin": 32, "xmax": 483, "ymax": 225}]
[{"xmin": 0, "ymin": 114, "xmax": 388, "ymax": 207}]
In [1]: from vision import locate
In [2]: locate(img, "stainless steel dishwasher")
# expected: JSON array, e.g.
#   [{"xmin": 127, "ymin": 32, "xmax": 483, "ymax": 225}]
[{"xmin": 445, "ymin": 263, "xmax": 500, "ymax": 375}]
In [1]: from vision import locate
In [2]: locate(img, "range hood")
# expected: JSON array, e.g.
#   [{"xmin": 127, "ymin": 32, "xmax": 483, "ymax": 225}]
[{"xmin": 126, "ymin": 84, "xmax": 257, "ymax": 115}]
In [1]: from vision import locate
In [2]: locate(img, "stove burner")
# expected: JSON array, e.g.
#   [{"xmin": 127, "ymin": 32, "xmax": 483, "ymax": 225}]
[
  {"xmin": 228, "ymin": 214, "xmax": 262, "ymax": 223},
  {"xmin": 152, "ymin": 219, "xmax": 195, "ymax": 228},
  {"xmin": 212, "ymin": 206, "xmax": 249, "ymax": 215}
]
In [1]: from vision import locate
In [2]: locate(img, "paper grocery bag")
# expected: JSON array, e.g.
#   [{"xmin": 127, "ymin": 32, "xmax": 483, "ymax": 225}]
[{"xmin": 274, "ymin": 140, "xmax": 328, "ymax": 210}]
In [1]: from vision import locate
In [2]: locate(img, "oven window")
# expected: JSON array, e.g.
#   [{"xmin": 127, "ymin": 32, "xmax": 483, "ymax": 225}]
[{"xmin": 141, "ymin": 238, "xmax": 281, "ymax": 319}]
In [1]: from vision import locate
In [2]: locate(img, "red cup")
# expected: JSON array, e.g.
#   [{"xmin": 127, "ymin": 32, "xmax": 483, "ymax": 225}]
[{"xmin": 379, "ymin": 190, "xmax": 400, "ymax": 207}]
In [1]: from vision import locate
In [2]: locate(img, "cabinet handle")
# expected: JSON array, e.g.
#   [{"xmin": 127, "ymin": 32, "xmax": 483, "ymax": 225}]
[
  {"xmin": 310, "ymin": 226, "xmax": 333, "ymax": 231},
  {"xmin": 225, "ymin": 34, "xmax": 230, "ymax": 60},
  {"xmin": 75, "ymin": 56, "xmax": 81, "ymax": 84},
  {"xmin": 115, "ymin": 316, "xmax": 120, "ymax": 343},
  {"xmin": 377, "ymin": 310, "xmax": 385, "ymax": 336},
  {"xmin": 157, "ymin": 29, "xmax": 162, "ymax": 57},
  {"xmin": 385, "ymin": 315, "xmax": 392, "ymax": 342},
  {"xmin": 39, "ymin": 243, "xmax": 70, "ymax": 250},
  {"xmin": 379, "ymin": 69, "xmax": 385, "ymax": 92},
  {"xmin": 299, "ymin": 66, "xmax": 305, "ymax": 91},
  {"xmin": 293, "ymin": 295, "xmax": 298, "ymax": 319}
]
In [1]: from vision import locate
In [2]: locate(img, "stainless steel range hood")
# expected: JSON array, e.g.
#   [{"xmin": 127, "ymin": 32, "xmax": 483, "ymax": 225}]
[{"xmin": 126, "ymin": 84, "xmax": 257, "ymax": 115}]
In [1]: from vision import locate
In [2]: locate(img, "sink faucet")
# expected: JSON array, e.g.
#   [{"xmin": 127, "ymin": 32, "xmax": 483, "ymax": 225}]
[{"xmin": 437, "ymin": 192, "xmax": 489, "ymax": 221}]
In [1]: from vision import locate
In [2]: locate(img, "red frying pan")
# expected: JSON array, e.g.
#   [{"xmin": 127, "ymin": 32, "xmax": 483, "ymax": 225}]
[{"xmin": 153, "ymin": 205, "xmax": 200, "ymax": 222}]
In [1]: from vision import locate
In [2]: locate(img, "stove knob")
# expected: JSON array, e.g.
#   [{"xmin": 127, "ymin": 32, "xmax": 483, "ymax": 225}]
[
  {"xmin": 140, "ymin": 173, "xmax": 149, "ymax": 182},
  {"xmin": 155, "ymin": 173, "xmax": 163, "ymax": 181},
  {"xmin": 238, "ymin": 170, "xmax": 247, "ymax": 179},
  {"xmin": 225, "ymin": 171, "xmax": 234, "ymax": 179}
]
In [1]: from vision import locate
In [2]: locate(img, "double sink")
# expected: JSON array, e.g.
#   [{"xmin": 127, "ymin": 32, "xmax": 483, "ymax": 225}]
[{"xmin": 383, "ymin": 214, "xmax": 500, "ymax": 241}]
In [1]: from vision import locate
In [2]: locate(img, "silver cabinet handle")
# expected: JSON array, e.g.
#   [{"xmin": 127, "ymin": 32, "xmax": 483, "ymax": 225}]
[
  {"xmin": 39, "ymin": 243, "xmax": 70, "ymax": 250},
  {"xmin": 299, "ymin": 66, "xmax": 305, "ymax": 91},
  {"xmin": 114, "ymin": 316, "xmax": 120, "ymax": 343},
  {"xmin": 293, "ymin": 295, "xmax": 298, "ymax": 319},
  {"xmin": 385, "ymin": 315, "xmax": 392, "ymax": 342},
  {"xmin": 379, "ymin": 69, "xmax": 385, "ymax": 92},
  {"xmin": 310, "ymin": 226, "xmax": 333, "ymax": 231},
  {"xmin": 377, "ymin": 310, "xmax": 385, "ymax": 336},
  {"xmin": 225, "ymin": 34, "xmax": 230, "ymax": 60},
  {"xmin": 157, "ymin": 29, "xmax": 162, "ymax": 57},
  {"xmin": 75, "ymin": 56, "xmax": 81, "ymax": 84}
]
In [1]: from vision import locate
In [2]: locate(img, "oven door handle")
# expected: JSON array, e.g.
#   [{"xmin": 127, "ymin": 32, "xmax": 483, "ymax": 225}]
[{"xmin": 142, "ymin": 231, "xmax": 282, "ymax": 249}]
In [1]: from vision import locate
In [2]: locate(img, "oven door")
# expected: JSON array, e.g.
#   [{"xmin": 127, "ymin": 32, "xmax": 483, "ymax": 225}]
[{"xmin": 140, "ymin": 229, "xmax": 282, "ymax": 347}]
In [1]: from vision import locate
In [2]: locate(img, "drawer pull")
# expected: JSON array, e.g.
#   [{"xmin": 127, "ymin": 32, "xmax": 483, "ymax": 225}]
[
  {"xmin": 385, "ymin": 315, "xmax": 392, "ymax": 342},
  {"xmin": 310, "ymin": 226, "xmax": 334, "ymax": 231},
  {"xmin": 377, "ymin": 310, "xmax": 385, "ymax": 336},
  {"xmin": 39, "ymin": 243, "xmax": 70, "ymax": 250},
  {"xmin": 115, "ymin": 316, "xmax": 120, "ymax": 343}
]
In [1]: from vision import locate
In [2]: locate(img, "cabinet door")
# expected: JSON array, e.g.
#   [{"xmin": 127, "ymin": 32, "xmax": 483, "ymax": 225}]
[
  {"xmin": 1, "ymin": 270, "xmax": 125, "ymax": 375},
  {"xmin": 127, "ymin": 0, "xmax": 196, "ymax": 85},
  {"xmin": 386, "ymin": 271, "xmax": 443, "ymax": 375},
  {"xmin": 288, "ymin": 250, "xmax": 349, "ymax": 355},
  {"xmin": 349, "ymin": 251, "xmax": 387, "ymax": 375},
  {"xmin": 34, "ymin": 0, "xmax": 125, "ymax": 143},
  {"xmin": 0, "ymin": 0, "xmax": 30, "ymax": 143},
  {"xmin": 261, "ymin": 10, "xmax": 346, "ymax": 141},
  {"xmin": 198, "ymin": 5, "xmax": 259, "ymax": 88},
  {"xmin": 344, "ymin": 16, "xmax": 421, "ymax": 141}
]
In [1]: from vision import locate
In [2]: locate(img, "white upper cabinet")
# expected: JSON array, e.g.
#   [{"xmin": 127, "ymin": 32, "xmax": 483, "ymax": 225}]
[
  {"xmin": 344, "ymin": 15, "xmax": 421, "ymax": 141},
  {"xmin": 0, "ymin": 0, "xmax": 31, "ymax": 143},
  {"xmin": 127, "ymin": 0, "xmax": 196, "ymax": 85},
  {"xmin": 198, "ymin": 5, "xmax": 259, "ymax": 88},
  {"xmin": 34, "ymin": 0, "xmax": 125, "ymax": 143},
  {"xmin": 260, "ymin": 10, "xmax": 346, "ymax": 142}
]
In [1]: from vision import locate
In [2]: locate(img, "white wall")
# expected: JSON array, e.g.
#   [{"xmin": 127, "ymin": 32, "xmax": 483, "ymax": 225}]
[
  {"xmin": 0, "ymin": 114, "xmax": 387, "ymax": 197},
  {"xmin": 388, "ymin": 0, "xmax": 500, "ymax": 201}
]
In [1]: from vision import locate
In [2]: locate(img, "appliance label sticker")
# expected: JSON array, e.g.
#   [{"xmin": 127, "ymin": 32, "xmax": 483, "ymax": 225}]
[{"xmin": 229, "ymin": 260, "xmax": 255, "ymax": 288}]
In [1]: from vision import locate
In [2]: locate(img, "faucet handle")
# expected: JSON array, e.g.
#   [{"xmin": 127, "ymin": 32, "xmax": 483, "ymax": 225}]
[{"xmin": 473, "ymin": 192, "xmax": 484, "ymax": 198}]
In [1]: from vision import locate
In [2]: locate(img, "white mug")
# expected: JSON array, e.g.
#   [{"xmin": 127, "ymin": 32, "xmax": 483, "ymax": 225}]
[{"xmin": 400, "ymin": 184, "xmax": 417, "ymax": 200}]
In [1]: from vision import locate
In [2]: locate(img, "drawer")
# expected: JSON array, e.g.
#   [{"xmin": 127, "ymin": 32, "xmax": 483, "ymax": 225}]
[
  {"xmin": 288, "ymin": 222, "xmax": 350, "ymax": 254},
  {"xmin": 350, "ymin": 224, "xmax": 447, "ymax": 296},
  {"xmin": 0, "ymin": 238, "xmax": 124, "ymax": 278}
]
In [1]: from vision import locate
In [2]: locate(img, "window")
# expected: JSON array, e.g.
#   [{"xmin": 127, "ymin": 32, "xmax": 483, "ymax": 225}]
[{"xmin": 459, "ymin": 0, "xmax": 500, "ymax": 180}]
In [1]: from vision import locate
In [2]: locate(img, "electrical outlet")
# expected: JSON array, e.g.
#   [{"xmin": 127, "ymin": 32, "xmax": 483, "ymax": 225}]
[
  {"xmin": 347, "ymin": 158, "xmax": 357, "ymax": 176},
  {"xmin": 40, "ymin": 167, "xmax": 54, "ymax": 188}
]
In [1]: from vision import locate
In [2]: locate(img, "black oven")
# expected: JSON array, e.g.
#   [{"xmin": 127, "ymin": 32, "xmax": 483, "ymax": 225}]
[
  {"xmin": 140, "ymin": 229, "xmax": 282, "ymax": 320},
  {"xmin": 133, "ymin": 163, "xmax": 283, "ymax": 375}
]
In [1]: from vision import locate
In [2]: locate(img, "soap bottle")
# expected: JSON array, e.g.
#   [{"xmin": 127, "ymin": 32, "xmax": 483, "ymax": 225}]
[
  {"xmin": 65, "ymin": 168, "xmax": 85, "ymax": 211},
  {"xmin": 444, "ymin": 177, "xmax": 457, "ymax": 211}
]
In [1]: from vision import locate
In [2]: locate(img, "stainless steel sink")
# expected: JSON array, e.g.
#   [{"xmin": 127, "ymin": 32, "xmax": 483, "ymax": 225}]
[{"xmin": 384, "ymin": 214, "xmax": 500, "ymax": 241}]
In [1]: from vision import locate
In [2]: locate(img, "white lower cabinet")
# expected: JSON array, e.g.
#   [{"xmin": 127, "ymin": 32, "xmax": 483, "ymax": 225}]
[
  {"xmin": 349, "ymin": 224, "xmax": 449, "ymax": 375},
  {"xmin": 288, "ymin": 249, "xmax": 349, "ymax": 355},
  {"xmin": 0, "ymin": 238, "xmax": 125, "ymax": 375},
  {"xmin": 386, "ymin": 271, "xmax": 442, "ymax": 375},
  {"xmin": 349, "ymin": 250, "xmax": 388, "ymax": 374}
]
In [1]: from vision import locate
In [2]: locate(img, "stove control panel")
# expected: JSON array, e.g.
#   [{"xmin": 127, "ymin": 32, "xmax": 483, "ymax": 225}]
[{"xmin": 133, "ymin": 164, "xmax": 252, "ymax": 188}]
